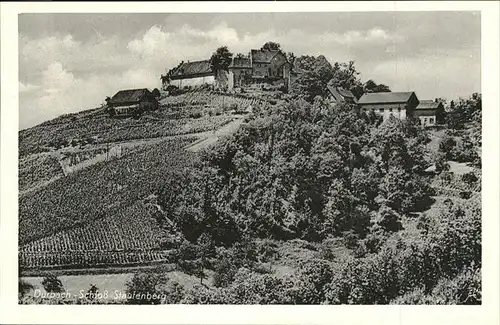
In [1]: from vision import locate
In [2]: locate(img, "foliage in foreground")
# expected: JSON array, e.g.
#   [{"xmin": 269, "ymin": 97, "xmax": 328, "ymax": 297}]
[
  {"xmin": 158, "ymin": 99, "xmax": 434, "ymax": 245},
  {"xmin": 125, "ymin": 198, "xmax": 480, "ymax": 305}
]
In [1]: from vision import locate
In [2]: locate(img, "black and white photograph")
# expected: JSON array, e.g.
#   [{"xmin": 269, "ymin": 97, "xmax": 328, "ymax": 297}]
[
  {"xmin": 1, "ymin": 2, "xmax": 499, "ymax": 322},
  {"xmin": 14, "ymin": 9, "xmax": 485, "ymax": 305}
]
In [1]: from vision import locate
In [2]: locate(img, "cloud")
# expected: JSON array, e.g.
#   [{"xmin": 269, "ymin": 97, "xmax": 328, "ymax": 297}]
[
  {"xmin": 18, "ymin": 16, "xmax": 480, "ymax": 129},
  {"xmin": 323, "ymin": 28, "xmax": 400, "ymax": 46},
  {"xmin": 369, "ymin": 48, "xmax": 481, "ymax": 101},
  {"xmin": 19, "ymin": 82, "xmax": 40, "ymax": 93}
]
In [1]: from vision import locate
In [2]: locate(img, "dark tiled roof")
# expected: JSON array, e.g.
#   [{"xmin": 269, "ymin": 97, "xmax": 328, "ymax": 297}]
[
  {"xmin": 417, "ymin": 100, "xmax": 443, "ymax": 110},
  {"xmin": 251, "ymin": 49, "xmax": 280, "ymax": 63},
  {"xmin": 229, "ymin": 57, "xmax": 252, "ymax": 68},
  {"xmin": 361, "ymin": 104, "xmax": 408, "ymax": 110},
  {"xmin": 327, "ymin": 84, "xmax": 357, "ymax": 103},
  {"xmin": 358, "ymin": 92, "xmax": 415, "ymax": 104},
  {"xmin": 416, "ymin": 110, "xmax": 438, "ymax": 116},
  {"xmin": 337, "ymin": 87, "xmax": 356, "ymax": 99},
  {"xmin": 108, "ymin": 88, "xmax": 150, "ymax": 104},
  {"xmin": 170, "ymin": 60, "xmax": 212, "ymax": 78}
]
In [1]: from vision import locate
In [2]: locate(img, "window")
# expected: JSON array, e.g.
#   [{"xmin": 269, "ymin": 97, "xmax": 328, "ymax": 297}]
[
  {"xmin": 424, "ymin": 118, "xmax": 428, "ymax": 125},
  {"xmin": 429, "ymin": 117, "xmax": 434, "ymax": 124},
  {"xmin": 380, "ymin": 108, "xmax": 385, "ymax": 113}
]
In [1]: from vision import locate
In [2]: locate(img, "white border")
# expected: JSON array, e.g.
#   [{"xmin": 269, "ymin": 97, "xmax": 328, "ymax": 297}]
[{"xmin": 1, "ymin": 2, "xmax": 499, "ymax": 324}]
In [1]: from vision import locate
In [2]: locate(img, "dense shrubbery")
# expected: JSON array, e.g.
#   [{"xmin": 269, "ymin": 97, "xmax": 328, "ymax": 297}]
[
  {"xmin": 144, "ymin": 95, "xmax": 481, "ymax": 305},
  {"xmin": 158, "ymin": 98, "xmax": 434, "ymax": 245}
]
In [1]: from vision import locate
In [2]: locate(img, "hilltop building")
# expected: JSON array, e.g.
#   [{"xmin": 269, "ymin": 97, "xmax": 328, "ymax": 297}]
[
  {"xmin": 107, "ymin": 88, "xmax": 158, "ymax": 117},
  {"xmin": 166, "ymin": 60, "xmax": 215, "ymax": 89},
  {"xmin": 163, "ymin": 48, "xmax": 291, "ymax": 91},
  {"xmin": 358, "ymin": 92, "xmax": 420, "ymax": 121},
  {"xmin": 414, "ymin": 100, "xmax": 445, "ymax": 127}
]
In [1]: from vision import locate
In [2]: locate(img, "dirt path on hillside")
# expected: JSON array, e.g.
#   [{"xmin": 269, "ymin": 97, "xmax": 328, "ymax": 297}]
[
  {"xmin": 185, "ymin": 116, "xmax": 246, "ymax": 152},
  {"xmin": 20, "ymin": 115, "xmax": 247, "ymax": 196}
]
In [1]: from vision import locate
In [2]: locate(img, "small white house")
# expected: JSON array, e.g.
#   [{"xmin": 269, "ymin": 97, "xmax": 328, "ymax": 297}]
[
  {"xmin": 414, "ymin": 100, "xmax": 445, "ymax": 127},
  {"xmin": 357, "ymin": 92, "xmax": 420, "ymax": 121}
]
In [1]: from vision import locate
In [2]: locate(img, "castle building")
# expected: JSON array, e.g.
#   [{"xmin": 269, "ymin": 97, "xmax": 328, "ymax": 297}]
[{"xmin": 164, "ymin": 48, "xmax": 291, "ymax": 91}]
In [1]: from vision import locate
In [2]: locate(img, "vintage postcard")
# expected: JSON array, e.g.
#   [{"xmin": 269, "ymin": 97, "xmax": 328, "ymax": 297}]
[{"xmin": 1, "ymin": 1, "xmax": 499, "ymax": 325}]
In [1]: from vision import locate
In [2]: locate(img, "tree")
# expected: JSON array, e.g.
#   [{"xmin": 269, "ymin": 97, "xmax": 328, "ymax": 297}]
[
  {"xmin": 19, "ymin": 279, "xmax": 34, "ymax": 298},
  {"xmin": 42, "ymin": 274, "xmax": 64, "ymax": 293},
  {"xmin": 209, "ymin": 46, "xmax": 233, "ymax": 73},
  {"xmin": 374, "ymin": 204, "xmax": 402, "ymax": 232},
  {"xmin": 261, "ymin": 41, "xmax": 281, "ymax": 51},
  {"xmin": 286, "ymin": 52, "xmax": 296, "ymax": 68},
  {"xmin": 364, "ymin": 79, "xmax": 391, "ymax": 93},
  {"xmin": 152, "ymin": 88, "xmax": 160, "ymax": 98},
  {"xmin": 125, "ymin": 272, "xmax": 169, "ymax": 304},
  {"xmin": 446, "ymin": 93, "xmax": 481, "ymax": 130},
  {"xmin": 330, "ymin": 61, "xmax": 362, "ymax": 92}
]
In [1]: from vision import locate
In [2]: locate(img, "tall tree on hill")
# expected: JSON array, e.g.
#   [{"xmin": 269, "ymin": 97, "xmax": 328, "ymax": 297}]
[
  {"xmin": 209, "ymin": 46, "xmax": 233, "ymax": 72},
  {"xmin": 286, "ymin": 52, "xmax": 296, "ymax": 68},
  {"xmin": 261, "ymin": 41, "xmax": 281, "ymax": 51},
  {"xmin": 209, "ymin": 46, "xmax": 233, "ymax": 91},
  {"xmin": 362, "ymin": 79, "xmax": 392, "ymax": 95},
  {"xmin": 446, "ymin": 93, "xmax": 481, "ymax": 130},
  {"xmin": 330, "ymin": 61, "xmax": 362, "ymax": 93}
]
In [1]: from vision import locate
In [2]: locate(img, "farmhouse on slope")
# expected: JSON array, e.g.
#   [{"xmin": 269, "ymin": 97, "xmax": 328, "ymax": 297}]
[
  {"xmin": 357, "ymin": 91, "xmax": 444, "ymax": 126},
  {"xmin": 414, "ymin": 99, "xmax": 445, "ymax": 127},
  {"xmin": 358, "ymin": 91, "xmax": 419, "ymax": 120},
  {"xmin": 106, "ymin": 88, "xmax": 159, "ymax": 117}
]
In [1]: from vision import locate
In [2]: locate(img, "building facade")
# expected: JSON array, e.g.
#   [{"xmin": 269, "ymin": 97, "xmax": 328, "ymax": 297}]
[
  {"xmin": 107, "ymin": 88, "xmax": 158, "ymax": 117},
  {"xmin": 357, "ymin": 92, "xmax": 420, "ymax": 121},
  {"xmin": 165, "ymin": 60, "xmax": 216, "ymax": 89},
  {"xmin": 414, "ymin": 100, "xmax": 445, "ymax": 127},
  {"xmin": 165, "ymin": 49, "xmax": 291, "ymax": 91}
]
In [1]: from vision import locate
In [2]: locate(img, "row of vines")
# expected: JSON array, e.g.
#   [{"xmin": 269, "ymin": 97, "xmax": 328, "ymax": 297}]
[
  {"xmin": 20, "ymin": 250, "xmax": 173, "ymax": 269},
  {"xmin": 19, "ymin": 137, "xmax": 198, "ymax": 246}
]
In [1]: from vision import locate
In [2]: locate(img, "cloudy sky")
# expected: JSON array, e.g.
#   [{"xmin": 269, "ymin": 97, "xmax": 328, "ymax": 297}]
[{"xmin": 19, "ymin": 11, "xmax": 480, "ymax": 129}]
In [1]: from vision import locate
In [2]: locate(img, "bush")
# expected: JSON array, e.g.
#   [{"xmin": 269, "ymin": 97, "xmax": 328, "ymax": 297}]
[
  {"xmin": 391, "ymin": 264, "xmax": 481, "ymax": 305},
  {"xmin": 125, "ymin": 272, "xmax": 173, "ymax": 304},
  {"xmin": 459, "ymin": 191, "xmax": 472, "ymax": 199},
  {"xmin": 229, "ymin": 103, "xmax": 239, "ymax": 111},
  {"xmin": 462, "ymin": 172, "xmax": 478, "ymax": 186},
  {"xmin": 439, "ymin": 136, "xmax": 457, "ymax": 160},
  {"xmin": 342, "ymin": 231, "xmax": 359, "ymax": 250},
  {"xmin": 295, "ymin": 259, "xmax": 334, "ymax": 304},
  {"xmin": 433, "ymin": 151, "xmax": 449, "ymax": 173},
  {"xmin": 19, "ymin": 279, "xmax": 34, "ymax": 298},
  {"xmin": 363, "ymin": 229, "xmax": 387, "ymax": 254},
  {"xmin": 213, "ymin": 256, "xmax": 238, "ymax": 288},
  {"xmin": 373, "ymin": 205, "xmax": 402, "ymax": 232},
  {"xmin": 429, "ymin": 264, "xmax": 481, "ymax": 304},
  {"xmin": 42, "ymin": 274, "xmax": 64, "ymax": 293},
  {"xmin": 189, "ymin": 109, "xmax": 203, "ymax": 119}
]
